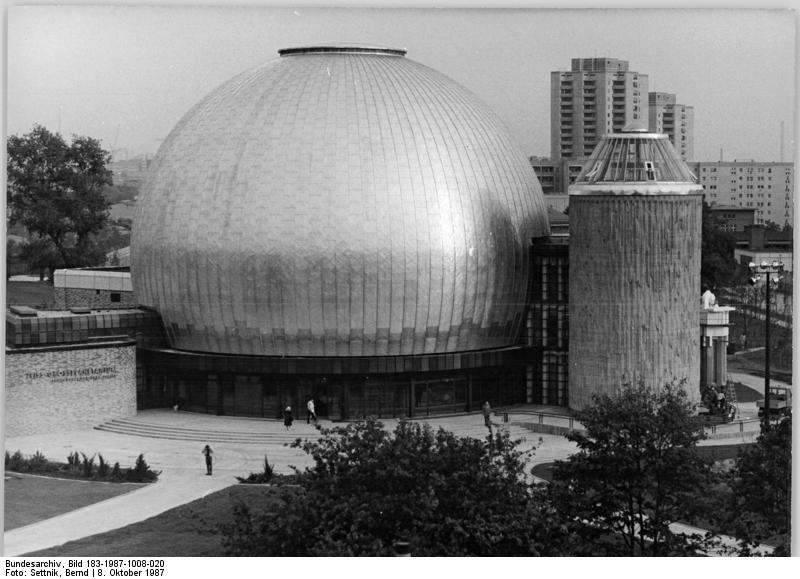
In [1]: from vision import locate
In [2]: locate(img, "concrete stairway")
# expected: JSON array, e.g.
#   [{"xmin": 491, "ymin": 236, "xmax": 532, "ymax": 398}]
[
  {"xmin": 93, "ymin": 411, "xmax": 536, "ymax": 448},
  {"xmin": 94, "ymin": 416, "xmax": 323, "ymax": 445}
]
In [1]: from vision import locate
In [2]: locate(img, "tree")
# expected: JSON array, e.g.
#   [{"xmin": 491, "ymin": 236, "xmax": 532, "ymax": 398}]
[
  {"xmin": 722, "ymin": 414, "xmax": 791, "ymax": 555},
  {"xmin": 547, "ymin": 381, "xmax": 718, "ymax": 556},
  {"xmin": 18, "ymin": 238, "xmax": 65, "ymax": 280},
  {"xmin": 7, "ymin": 125, "xmax": 112, "ymax": 269},
  {"xmin": 221, "ymin": 418, "xmax": 563, "ymax": 556},
  {"xmin": 701, "ymin": 202, "xmax": 738, "ymax": 289}
]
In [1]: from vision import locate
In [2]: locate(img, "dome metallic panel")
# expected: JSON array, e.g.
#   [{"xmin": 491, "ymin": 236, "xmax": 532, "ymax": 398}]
[{"xmin": 132, "ymin": 48, "xmax": 550, "ymax": 356}]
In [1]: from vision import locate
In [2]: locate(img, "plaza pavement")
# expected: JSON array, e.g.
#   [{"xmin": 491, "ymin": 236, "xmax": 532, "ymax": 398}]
[
  {"xmin": 2, "ymin": 385, "xmax": 779, "ymax": 557},
  {"xmin": 2, "ymin": 410, "xmax": 573, "ymax": 556}
]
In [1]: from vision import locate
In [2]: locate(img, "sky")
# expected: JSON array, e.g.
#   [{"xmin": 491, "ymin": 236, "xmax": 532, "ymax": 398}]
[{"xmin": 5, "ymin": 4, "xmax": 797, "ymax": 163}]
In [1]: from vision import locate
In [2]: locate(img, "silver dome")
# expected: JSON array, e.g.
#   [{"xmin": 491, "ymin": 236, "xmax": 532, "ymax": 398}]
[{"xmin": 132, "ymin": 46, "xmax": 549, "ymax": 356}]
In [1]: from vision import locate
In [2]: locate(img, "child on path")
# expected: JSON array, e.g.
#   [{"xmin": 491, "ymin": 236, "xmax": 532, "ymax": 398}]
[
  {"xmin": 202, "ymin": 444, "xmax": 213, "ymax": 475},
  {"xmin": 284, "ymin": 406, "xmax": 294, "ymax": 430}
]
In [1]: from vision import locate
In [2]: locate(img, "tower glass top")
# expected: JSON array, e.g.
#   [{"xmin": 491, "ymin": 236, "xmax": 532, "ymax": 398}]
[{"xmin": 574, "ymin": 131, "xmax": 697, "ymax": 187}]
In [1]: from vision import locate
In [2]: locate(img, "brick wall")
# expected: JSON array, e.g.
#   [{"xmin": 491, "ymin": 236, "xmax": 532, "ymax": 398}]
[
  {"xmin": 5, "ymin": 341, "xmax": 137, "ymax": 437},
  {"xmin": 54, "ymin": 287, "xmax": 137, "ymax": 310}
]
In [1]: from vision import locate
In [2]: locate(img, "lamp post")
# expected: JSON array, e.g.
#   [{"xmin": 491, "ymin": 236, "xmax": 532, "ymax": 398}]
[{"xmin": 748, "ymin": 260, "xmax": 784, "ymax": 431}]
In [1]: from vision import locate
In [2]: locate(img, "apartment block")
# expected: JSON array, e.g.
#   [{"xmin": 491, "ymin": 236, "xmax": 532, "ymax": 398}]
[
  {"xmin": 648, "ymin": 92, "xmax": 694, "ymax": 161},
  {"xmin": 692, "ymin": 161, "xmax": 794, "ymax": 228},
  {"xmin": 551, "ymin": 58, "xmax": 648, "ymax": 160},
  {"xmin": 530, "ymin": 157, "xmax": 584, "ymax": 194}
]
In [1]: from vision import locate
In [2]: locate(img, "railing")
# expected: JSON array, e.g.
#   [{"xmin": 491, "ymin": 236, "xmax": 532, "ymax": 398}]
[
  {"xmin": 496, "ymin": 409, "xmax": 583, "ymax": 434},
  {"xmin": 498, "ymin": 409, "xmax": 761, "ymax": 440}
]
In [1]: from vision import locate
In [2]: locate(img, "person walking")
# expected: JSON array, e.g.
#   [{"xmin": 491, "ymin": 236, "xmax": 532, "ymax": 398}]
[
  {"xmin": 202, "ymin": 444, "xmax": 213, "ymax": 476},
  {"xmin": 307, "ymin": 398, "xmax": 317, "ymax": 424},
  {"xmin": 482, "ymin": 401, "xmax": 492, "ymax": 429},
  {"xmin": 284, "ymin": 405, "xmax": 294, "ymax": 430}
]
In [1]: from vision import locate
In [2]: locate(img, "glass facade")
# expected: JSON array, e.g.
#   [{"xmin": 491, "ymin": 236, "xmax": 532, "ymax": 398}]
[
  {"xmin": 528, "ymin": 239, "xmax": 570, "ymax": 406},
  {"xmin": 139, "ymin": 347, "xmax": 527, "ymax": 420}
]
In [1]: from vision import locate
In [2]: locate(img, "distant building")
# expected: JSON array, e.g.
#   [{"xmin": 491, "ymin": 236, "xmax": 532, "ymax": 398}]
[
  {"xmin": 530, "ymin": 156, "xmax": 584, "ymax": 194},
  {"xmin": 107, "ymin": 155, "xmax": 152, "ymax": 188},
  {"xmin": 733, "ymin": 225, "xmax": 793, "ymax": 273},
  {"xmin": 648, "ymin": 92, "xmax": 694, "ymax": 161},
  {"xmin": 551, "ymin": 57, "xmax": 648, "ymax": 160},
  {"xmin": 709, "ymin": 205, "xmax": 756, "ymax": 232},
  {"xmin": 693, "ymin": 161, "xmax": 794, "ymax": 228},
  {"xmin": 53, "ymin": 267, "xmax": 135, "ymax": 310}
]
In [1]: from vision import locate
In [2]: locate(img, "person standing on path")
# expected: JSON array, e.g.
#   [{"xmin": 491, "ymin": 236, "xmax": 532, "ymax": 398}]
[
  {"xmin": 284, "ymin": 405, "xmax": 294, "ymax": 430},
  {"xmin": 202, "ymin": 444, "xmax": 213, "ymax": 475},
  {"xmin": 482, "ymin": 401, "xmax": 492, "ymax": 429},
  {"xmin": 307, "ymin": 398, "xmax": 317, "ymax": 424}
]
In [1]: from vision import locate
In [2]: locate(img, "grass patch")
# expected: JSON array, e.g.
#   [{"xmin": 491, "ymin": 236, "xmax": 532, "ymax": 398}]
[
  {"xmin": 5, "ymin": 280, "xmax": 55, "ymax": 307},
  {"xmin": 22, "ymin": 485, "xmax": 299, "ymax": 557},
  {"xmin": 728, "ymin": 350, "xmax": 792, "ymax": 383},
  {"xmin": 531, "ymin": 443, "xmax": 752, "ymax": 482},
  {"xmin": 4, "ymin": 473, "xmax": 145, "ymax": 531},
  {"xmin": 731, "ymin": 381, "xmax": 763, "ymax": 403}
]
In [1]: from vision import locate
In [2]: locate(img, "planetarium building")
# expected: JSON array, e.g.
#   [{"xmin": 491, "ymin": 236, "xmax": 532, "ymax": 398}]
[{"xmin": 131, "ymin": 46, "xmax": 550, "ymax": 420}]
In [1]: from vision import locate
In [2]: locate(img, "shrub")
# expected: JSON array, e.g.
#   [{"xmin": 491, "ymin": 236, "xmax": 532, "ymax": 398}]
[
  {"xmin": 8, "ymin": 450, "xmax": 25, "ymax": 472},
  {"xmin": 97, "ymin": 454, "xmax": 110, "ymax": 478},
  {"xmin": 222, "ymin": 418, "xmax": 554, "ymax": 556},
  {"xmin": 126, "ymin": 454, "xmax": 160, "ymax": 482},
  {"xmin": 5, "ymin": 449, "xmax": 159, "ymax": 483},
  {"xmin": 67, "ymin": 451, "xmax": 81, "ymax": 471},
  {"xmin": 29, "ymin": 451, "xmax": 48, "ymax": 473},
  {"xmin": 81, "ymin": 453, "xmax": 95, "ymax": 478},
  {"xmin": 237, "ymin": 455, "xmax": 275, "ymax": 484}
]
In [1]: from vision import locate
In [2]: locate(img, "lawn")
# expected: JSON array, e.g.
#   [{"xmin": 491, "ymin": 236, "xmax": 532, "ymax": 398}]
[
  {"xmin": 4, "ymin": 473, "xmax": 145, "ymax": 530},
  {"xmin": 23, "ymin": 444, "xmax": 754, "ymax": 557},
  {"xmin": 731, "ymin": 381, "xmax": 763, "ymax": 403},
  {"xmin": 729, "ymin": 350, "xmax": 792, "ymax": 383},
  {"xmin": 22, "ymin": 485, "xmax": 297, "ymax": 557},
  {"xmin": 531, "ymin": 443, "xmax": 751, "ymax": 482},
  {"xmin": 5, "ymin": 280, "xmax": 55, "ymax": 308}
]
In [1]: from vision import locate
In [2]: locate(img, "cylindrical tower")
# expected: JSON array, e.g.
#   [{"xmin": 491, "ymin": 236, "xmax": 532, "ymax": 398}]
[{"xmin": 568, "ymin": 126, "xmax": 703, "ymax": 410}]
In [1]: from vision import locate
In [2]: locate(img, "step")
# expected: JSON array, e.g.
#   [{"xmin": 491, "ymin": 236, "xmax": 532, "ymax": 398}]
[
  {"xmin": 94, "ymin": 416, "xmax": 529, "ymax": 445},
  {"xmin": 94, "ymin": 424, "xmax": 309, "ymax": 441},
  {"xmin": 94, "ymin": 419, "xmax": 323, "ymax": 445},
  {"xmin": 104, "ymin": 416, "xmax": 311, "ymax": 435}
]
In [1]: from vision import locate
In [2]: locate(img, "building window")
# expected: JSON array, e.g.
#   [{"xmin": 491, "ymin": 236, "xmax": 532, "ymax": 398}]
[{"xmin": 110, "ymin": 293, "xmax": 121, "ymax": 303}]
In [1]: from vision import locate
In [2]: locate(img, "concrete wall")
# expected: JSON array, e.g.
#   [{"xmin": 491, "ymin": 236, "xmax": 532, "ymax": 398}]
[
  {"xmin": 568, "ymin": 194, "xmax": 702, "ymax": 410},
  {"xmin": 54, "ymin": 287, "xmax": 137, "ymax": 310},
  {"xmin": 5, "ymin": 341, "xmax": 137, "ymax": 437}
]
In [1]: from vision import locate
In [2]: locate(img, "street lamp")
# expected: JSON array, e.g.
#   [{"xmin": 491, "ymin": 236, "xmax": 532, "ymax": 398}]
[{"xmin": 748, "ymin": 260, "xmax": 785, "ymax": 431}]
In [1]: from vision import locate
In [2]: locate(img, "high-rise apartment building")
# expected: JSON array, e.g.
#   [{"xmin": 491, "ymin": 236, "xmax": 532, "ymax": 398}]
[
  {"xmin": 648, "ymin": 92, "xmax": 694, "ymax": 161},
  {"xmin": 551, "ymin": 58, "xmax": 648, "ymax": 160},
  {"xmin": 529, "ymin": 157, "xmax": 584, "ymax": 195},
  {"xmin": 692, "ymin": 161, "xmax": 794, "ymax": 228}
]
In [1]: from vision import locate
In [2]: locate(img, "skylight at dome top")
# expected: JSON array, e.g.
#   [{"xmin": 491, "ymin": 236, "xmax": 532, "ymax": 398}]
[{"xmin": 574, "ymin": 131, "xmax": 697, "ymax": 186}]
